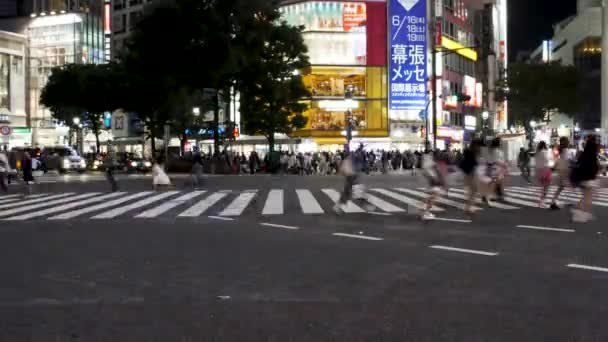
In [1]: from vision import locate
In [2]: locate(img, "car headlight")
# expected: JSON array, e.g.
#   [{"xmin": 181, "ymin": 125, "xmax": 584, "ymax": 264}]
[
  {"xmin": 80, "ymin": 160, "xmax": 86, "ymax": 168},
  {"xmin": 93, "ymin": 160, "xmax": 101, "ymax": 166},
  {"xmin": 144, "ymin": 161, "xmax": 152, "ymax": 167},
  {"xmin": 62, "ymin": 159, "xmax": 71, "ymax": 169},
  {"xmin": 130, "ymin": 161, "xmax": 139, "ymax": 167}
]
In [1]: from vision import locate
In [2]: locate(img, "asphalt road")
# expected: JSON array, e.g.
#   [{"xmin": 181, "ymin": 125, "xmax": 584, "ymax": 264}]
[{"xmin": 1, "ymin": 173, "xmax": 608, "ymax": 341}]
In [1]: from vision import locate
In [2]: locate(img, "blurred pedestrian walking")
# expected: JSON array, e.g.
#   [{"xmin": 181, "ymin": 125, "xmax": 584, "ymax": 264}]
[
  {"xmin": 535, "ymin": 141, "xmax": 553, "ymax": 208},
  {"xmin": 420, "ymin": 150, "xmax": 447, "ymax": 220},
  {"xmin": 191, "ymin": 154, "xmax": 204, "ymax": 189},
  {"xmin": 152, "ymin": 157, "xmax": 171, "ymax": 191},
  {"xmin": 550, "ymin": 137, "xmax": 574, "ymax": 210},
  {"xmin": 0, "ymin": 147, "xmax": 10, "ymax": 193},
  {"xmin": 570, "ymin": 136, "xmax": 599, "ymax": 223},
  {"xmin": 21, "ymin": 152, "xmax": 34, "ymax": 195}
]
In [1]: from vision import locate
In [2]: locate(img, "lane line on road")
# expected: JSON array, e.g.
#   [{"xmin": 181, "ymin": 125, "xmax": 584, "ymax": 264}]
[
  {"xmin": 208, "ymin": 216, "xmax": 235, "ymax": 221},
  {"xmin": 260, "ymin": 223, "xmax": 299, "ymax": 230},
  {"xmin": 567, "ymin": 264, "xmax": 608, "ymax": 273},
  {"xmin": 295, "ymin": 189, "xmax": 324, "ymax": 214},
  {"xmin": 428, "ymin": 217, "xmax": 472, "ymax": 223},
  {"xmin": 332, "ymin": 233, "xmax": 383, "ymax": 241},
  {"xmin": 48, "ymin": 192, "xmax": 153, "ymax": 220},
  {"xmin": 517, "ymin": 225, "xmax": 575, "ymax": 233},
  {"xmin": 429, "ymin": 245, "xmax": 499, "ymax": 256}
]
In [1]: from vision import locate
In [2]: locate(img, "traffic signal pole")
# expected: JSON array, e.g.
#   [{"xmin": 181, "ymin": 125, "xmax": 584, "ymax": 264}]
[{"xmin": 430, "ymin": 0, "xmax": 437, "ymax": 151}]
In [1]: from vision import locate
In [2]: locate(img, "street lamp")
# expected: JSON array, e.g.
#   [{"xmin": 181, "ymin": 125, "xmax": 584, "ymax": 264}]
[
  {"xmin": 192, "ymin": 107, "xmax": 200, "ymax": 117},
  {"xmin": 529, "ymin": 120, "xmax": 537, "ymax": 149},
  {"xmin": 73, "ymin": 117, "xmax": 80, "ymax": 126},
  {"xmin": 482, "ymin": 111, "xmax": 489, "ymax": 121}
]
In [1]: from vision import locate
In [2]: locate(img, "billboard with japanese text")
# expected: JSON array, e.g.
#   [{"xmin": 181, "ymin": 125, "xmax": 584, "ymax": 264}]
[{"xmin": 388, "ymin": 0, "xmax": 427, "ymax": 112}]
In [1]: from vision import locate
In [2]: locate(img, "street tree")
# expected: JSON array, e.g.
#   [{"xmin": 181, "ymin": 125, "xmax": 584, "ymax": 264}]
[
  {"xmin": 497, "ymin": 62, "xmax": 582, "ymax": 130},
  {"xmin": 40, "ymin": 63, "xmax": 122, "ymax": 153},
  {"xmin": 240, "ymin": 22, "xmax": 310, "ymax": 153}
]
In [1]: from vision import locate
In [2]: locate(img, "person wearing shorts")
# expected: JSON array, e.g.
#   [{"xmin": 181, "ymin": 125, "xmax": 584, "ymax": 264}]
[
  {"xmin": 570, "ymin": 137, "xmax": 599, "ymax": 223},
  {"xmin": 550, "ymin": 137, "xmax": 574, "ymax": 210}
]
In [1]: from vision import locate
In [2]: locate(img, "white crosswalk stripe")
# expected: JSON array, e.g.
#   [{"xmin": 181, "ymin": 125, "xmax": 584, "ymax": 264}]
[
  {"xmin": 363, "ymin": 194, "xmax": 405, "ymax": 213},
  {"xmin": 49, "ymin": 192, "xmax": 153, "ymax": 220},
  {"xmin": 0, "ymin": 193, "xmax": 99, "ymax": 218},
  {"xmin": 0, "ymin": 194, "xmax": 47, "ymax": 205},
  {"xmin": 0, "ymin": 194, "xmax": 22, "ymax": 200},
  {"xmin": 372, "ymin": 188, "xmax": 443, "ymax": 212},
  {"xmin": 396, "ymin": 188, "xmax": 480, "ymax": 211},
  {"xmin": 0, "ymin": 193, "xmax": 74, "ymax": 210},
  {"xmin": 135, "ymin": 191, "xmax": 206, "ymax": 218},
  {"xmin": 2, "ymin": 185, "xmax": 608, "ymax": 222},
  {"xmin": 92, "ymin": 191, "xmax": 180, "ymax": 219},
  {"xmin": 449, "ymin": 188, "xmax": 540, "ymax": 208},
  {"xmin": 262, "ymin": 189, "xmax": 283, "ymax": 215},
  {"xmin": 296, "ymin": 189, "xmax": 324, "ymax": 214},
  {"xmin": 219, "ymin": 191, "xmax": 257, "ymax": 216},
  {"xmin": 445, "ymin": 190, "xmax": 519, "ymax": 209},
  {"xmin": 2, "ymin": 192, "xmax": 127, "ymax": 221},
  {"xmin": 321, "ymin": 189, "xmax": 365, "ymax": 213},
  {"xmin": 178, "ymin": 192, "xmax": 228, "ymax": 217}
]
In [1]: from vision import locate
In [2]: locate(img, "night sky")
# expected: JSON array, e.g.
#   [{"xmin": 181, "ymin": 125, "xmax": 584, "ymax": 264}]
[{"xmin": 508, "ymin": 0, "xmax": 578, "ymax": 60}]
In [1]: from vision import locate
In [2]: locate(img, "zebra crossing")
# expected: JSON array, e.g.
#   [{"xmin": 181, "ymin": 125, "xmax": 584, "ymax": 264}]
[{"xmin": 1, "ymin": 186, "xmax": 608, "ymax": 221}]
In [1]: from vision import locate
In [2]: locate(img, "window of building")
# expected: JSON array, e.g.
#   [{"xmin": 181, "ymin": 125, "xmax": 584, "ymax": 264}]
[
  {"xmin": 304, "ymin": 66, "xmax": 366, "ymax": 97},
  {"xmin": 574, "ymin": 37, "xmax": 601, "ymax": 72},
  {"xmin": 0, "ymin": 54, "xmax": 9, "ymax": 111}
]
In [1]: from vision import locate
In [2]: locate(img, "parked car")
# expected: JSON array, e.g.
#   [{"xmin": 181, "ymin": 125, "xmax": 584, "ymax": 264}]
[
  {"xmin": 116, "ymin": 152, "xmax": 152, "ymax": 173},
  {"xmin": 40, "ymin": 146, "xmax": 86, "ymax": 174}
]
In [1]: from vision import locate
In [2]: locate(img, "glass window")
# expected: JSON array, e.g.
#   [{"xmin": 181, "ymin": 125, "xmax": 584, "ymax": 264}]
[
  {"xmin": 304, "ymin": 66, "xmax": 366, "ymax": 97},
  {"xmin": 306, "ymin": 101, "xmax": 367, "ymax": 131},
  {"xmin": 303, "ymin": 32, "xmax": 366, "ymax": 65},
  {"xmin": 0, "ymin": 54, "xmax": 9, "ymax": 111}
]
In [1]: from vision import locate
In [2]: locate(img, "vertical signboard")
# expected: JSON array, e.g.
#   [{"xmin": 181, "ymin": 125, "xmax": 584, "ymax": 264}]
[
  {"xmin": 388, "ymin": 0, "xmax": 427, "ymax": 113},
  {"xmin": 104, "ymin": 0, "xmax": 111, "ymax": 62}
]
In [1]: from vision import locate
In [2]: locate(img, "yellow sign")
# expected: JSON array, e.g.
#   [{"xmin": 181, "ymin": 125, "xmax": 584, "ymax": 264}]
[{"xmin": 441, "ymin": 36, "xmax": 478, "ymax": 61}]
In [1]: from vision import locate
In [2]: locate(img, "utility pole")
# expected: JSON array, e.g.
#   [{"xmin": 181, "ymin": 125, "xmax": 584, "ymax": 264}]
[
  {"xmin": 345, "ymin": 86, "xmax": 354, "ymax": 153},
  {"xmin": 430, "ymin": 0, "xmax": 437, "ymax": 151}
]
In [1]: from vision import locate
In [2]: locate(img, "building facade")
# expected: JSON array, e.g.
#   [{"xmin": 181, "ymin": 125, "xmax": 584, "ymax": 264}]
[{"xmin": 0, "ymin": 30, "xmax": 27, "ymax": 148}]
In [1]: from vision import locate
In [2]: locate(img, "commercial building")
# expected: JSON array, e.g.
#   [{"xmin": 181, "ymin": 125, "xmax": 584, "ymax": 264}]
[
  {"xmin": 0, "ymin": 1, "xmax": 106, "ymax": 148},
  {"xmin": 528, "ymin": 0, "xmax": 602, "ymax": 133},
  {"xmin": 0, "ymin": 30, "xmax": 27, "ymax": 148}
]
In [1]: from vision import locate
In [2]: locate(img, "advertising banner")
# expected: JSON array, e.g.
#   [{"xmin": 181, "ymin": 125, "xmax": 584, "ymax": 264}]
[{"xmin": 388, "ymin": 0, "xmax": 427, "ymax": 112}]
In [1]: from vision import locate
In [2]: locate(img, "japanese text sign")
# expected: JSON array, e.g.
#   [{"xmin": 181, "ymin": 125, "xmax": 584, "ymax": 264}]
[{"xmin": 388, "ymin": 0, "xmax": 427, "ymax": 111}]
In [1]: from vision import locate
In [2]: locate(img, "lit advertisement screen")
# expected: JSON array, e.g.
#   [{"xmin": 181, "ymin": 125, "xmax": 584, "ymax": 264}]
[
  {"xmin": 388, "ymin": 0, "xmax": 427, "ymax": 112},
  {"xmin": 279, "ymin": 2, "xmax": 366, "ymax": 33},
  {"xmin": 304, "ymin": 32, "xmax": 366, "ymax": 65}
]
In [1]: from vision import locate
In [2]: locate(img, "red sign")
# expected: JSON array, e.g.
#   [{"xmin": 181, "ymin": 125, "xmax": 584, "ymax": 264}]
[
  {"xmin": 104, "ymin": 3, "xmax": 111, "ymax": 34},
  {"xmin": 343, "ymin": 3, "xmax": 366, "ymax": 32},
  {"xmin": 0, "ymin": 126, "xmax": 11, "ymax": 136},
  {"xmin": 435, "ymin": 19, "xmax": 442, "ymax": 46}
]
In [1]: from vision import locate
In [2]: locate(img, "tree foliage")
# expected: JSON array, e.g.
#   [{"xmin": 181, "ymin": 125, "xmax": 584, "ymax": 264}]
[
  {"xmin": 40, "ymin": 63, "xmax": 122, "ymax": 152},
  {"xmin": 497, "ymin": 62, "xmax": 582, "ymax": 128},
  {"xmin": 240, "ymin": 22, "xmax": 310, "ymax": 152}
]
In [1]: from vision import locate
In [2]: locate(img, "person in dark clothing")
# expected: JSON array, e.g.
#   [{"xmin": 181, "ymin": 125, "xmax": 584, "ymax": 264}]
[
  {"xmin": 460, "ymin": 141, "xmax": 481, "ymax": 216},
  {"xmin": 570, "ymin": 137, "xmax": 599, "ymax": 223},
  {"xmin": 517, "ymin": 147, "xmax": 531, "ymax": 183},
  {"xmin": 22, "ymin": 152, "xmax": 34, "ymax": 195}
]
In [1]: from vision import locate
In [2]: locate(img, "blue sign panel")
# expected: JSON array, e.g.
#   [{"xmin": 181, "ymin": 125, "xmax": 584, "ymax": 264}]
[{"xmin": 388, "ymin": 0, "xmax": 427, "ymax": 111}]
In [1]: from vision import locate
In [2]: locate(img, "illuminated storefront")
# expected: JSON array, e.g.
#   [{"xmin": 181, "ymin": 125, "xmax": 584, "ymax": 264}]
[{"xmin": 280, "ymin": 1, "xmax": 389, "ymax": 148}]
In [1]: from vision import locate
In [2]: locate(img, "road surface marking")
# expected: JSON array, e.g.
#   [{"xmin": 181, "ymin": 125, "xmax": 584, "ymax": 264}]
[
  {"xmin": 332, "ymin": 233, "xmax": 383, "ymax": 241},
  {"xmin": 371, "ymin": 188, "xmax": 443, "ymax": 212},
  {"xmin": 567, "ymin": 264, "xmax": 608, "ymax": 273},
  {"xmin": 92, "ymin": 192, "xmax": 180, "ymax": 219},
  {"xmin": 295, "ymin": 189, "xmax": 324, "ymax": 214},
  {"xmin": 48, "ymin": 192, "xmax": 153, "ymax": 220},
  {"xmin": 450, "ymin": 188, "xmax": 539, "ymax": 208},
  {"xmin": 448, "ymin": 189, "xmax": 521, "ymax": 210},
  {"xmin": 0, "ymin": 194, "xmax": 48, "ymax": 204},
  {"xmin": 367, "ymin": 211, "xmax": 392, "ymax": 216},
  {"xmin": 499, "ymin": 190, "xmax": 568, "ymax": 205},
  {"xmin": 445, "ymin": 190, "xmax": 519, "ymax": 210},
  {"xmin": 262, "ymin": 190, "xmax": 283, "ymax": 215},
  {"xmin": 2, "ymin": 192, "xmax": 126, "ymax": 220},
  {"xmin": 208, "ymin": 216, "xmax": 235, "ymax": 221},
  {"xmin": 364, "ymin": 194, "xmax": 405, "ymax": 213},
  {"xmin": 219, "ymin": 191, "xmax": 257, "ymax": 216},
  {"xmin": 0, "ymin": 193, "xmax": 98, "ymax": 218},
  {"xmin": 517, "ymin": 225, "xmax": 575, "ymax": 233},
  {"xmin": 322, "ymin": 189, "xmax": 365, "ymax": 213},
  {"xmin": 429, "ymin": 245, "xmax": 498, "ymax": 256},
  {"xmin": 397, "ymin": 188, "xmax": 480, "ymax": 211},
  {"xmin": 0, "ymin": 193, "xmax": 74, "ymax": 210},
  {"xmin": 428, "ymin": 217, "xmax": 472, "ymax": 223},
  {"xmin": 510, "ymin": 187, "xmax": 608, "ymax": 206},
  {"xmin": 135, "ymin": 191, "xmax": 206, "ymax": 218},
  {"xmin": 178, "ymin": 192, "xmax": 228, "ymax": 217},
  {"xmin": 0, "ymin": 194, "xmax": 22, "ymax": 200},
  {"xmin": 260, "ymin": 223, "xmax": 299, "ymax": 230}
]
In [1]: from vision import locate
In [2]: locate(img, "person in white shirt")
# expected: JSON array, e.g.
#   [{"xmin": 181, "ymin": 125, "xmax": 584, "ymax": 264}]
[
  {"xmin": 0, "ymin": 150, "xmax": 11, "ymax": 192},
  {"xmin": 152, "ymin": 157, "xmax": 171, "ymax": 191},
  {"xmin": 535, "ymin": 141, "xmax": 553, "ymax": 208},
  {"xmin": 550, "ymin": 137, "xmax": 574, "ymax": 210}
]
